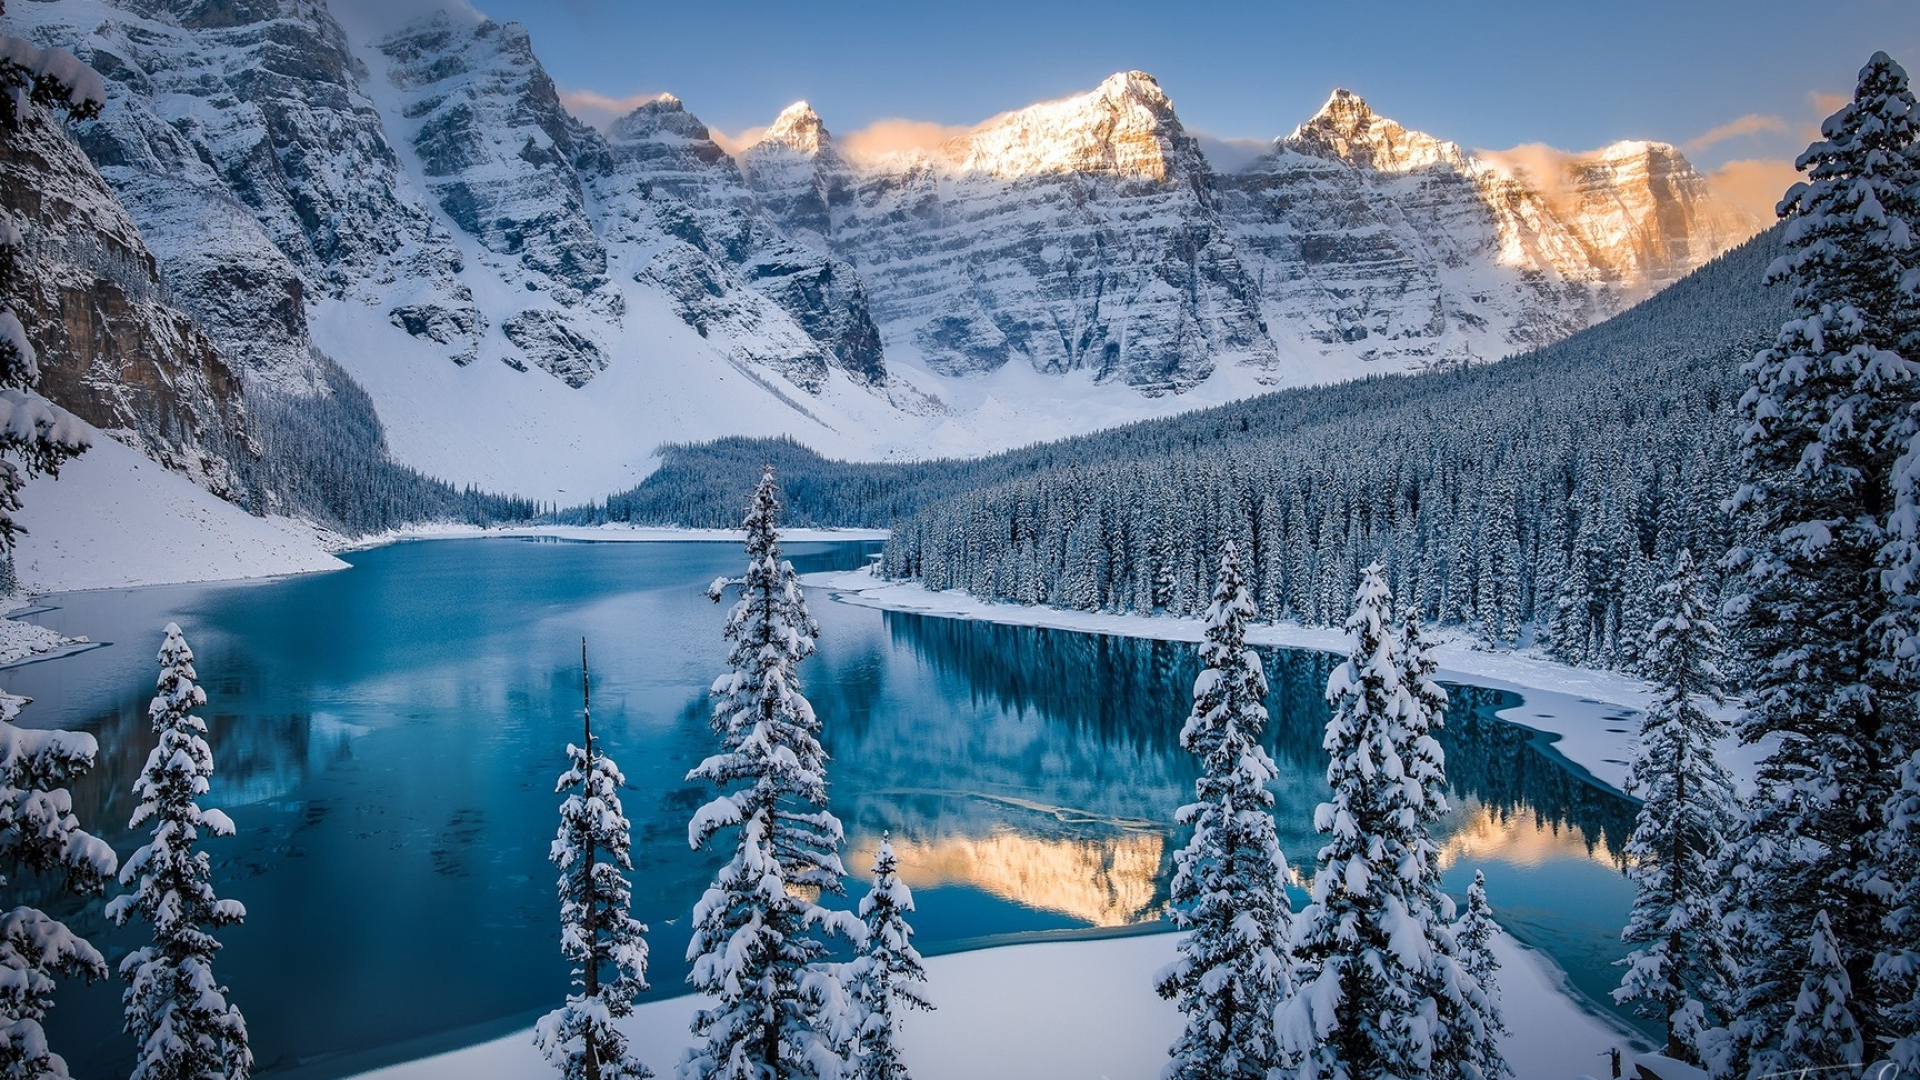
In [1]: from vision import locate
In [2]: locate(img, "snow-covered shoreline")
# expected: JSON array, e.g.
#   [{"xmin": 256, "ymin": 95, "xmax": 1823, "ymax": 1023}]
[
  {"xmin": 321, "ymin": 522, "xmax": 890, "ymax": 552},
  {"xmin": 803, "ymin": 566, "xmax": 1763, "ymax": 795},
  {"xmin": 343, "ymin": 928, "xmax": 1642, "ymax": 1080}
]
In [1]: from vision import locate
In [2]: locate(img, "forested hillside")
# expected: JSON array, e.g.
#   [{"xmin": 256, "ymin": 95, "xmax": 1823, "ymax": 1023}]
[{"xmin": 596, "ymin": 225, "xmax": 1788, "ymax": 668}]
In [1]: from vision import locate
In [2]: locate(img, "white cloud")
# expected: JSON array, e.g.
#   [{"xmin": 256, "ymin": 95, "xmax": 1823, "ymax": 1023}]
[
  {"xmin": 1705, "ymin": 158, "xmax": 1801, "ymax": 223},
  {"xmin": 839, "ymin": 119, "xmax": 975, "ymax": 165},
  {"xmin": 560, "ymin": 89, "xmax": 673, "ymax": 130},
  {"xmin": 1683, "ymin": 114, "xmax": 1788, "ymax": 153},
  {"xmin": 1191, "ymin": 132, "xmax": 1272, "ymax": 173}
]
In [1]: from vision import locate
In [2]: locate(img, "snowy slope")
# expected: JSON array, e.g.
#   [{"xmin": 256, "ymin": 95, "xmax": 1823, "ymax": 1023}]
[
  {"xmin": 349, "ymin": 931, "xmax": 1639, "ymax": 1080},
  {"xmin": 11, "ymin": 430, "xmax": 345, "ymax": 593},
  {"xmin": 3, "ymin": 1, "xmax": 1760, "ymax": 509}
]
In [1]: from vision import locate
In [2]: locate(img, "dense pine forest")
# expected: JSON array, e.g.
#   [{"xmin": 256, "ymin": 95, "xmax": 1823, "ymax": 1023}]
[
  {"xmin": 243, "ymin": 351, "xmax": 541, "ymax": 534},
  {"xmin": 585, "ymin": 226, "xmax": 1789, "ymax": 670}
]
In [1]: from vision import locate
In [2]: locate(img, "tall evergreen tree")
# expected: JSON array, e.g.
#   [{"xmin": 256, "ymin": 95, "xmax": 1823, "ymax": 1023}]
[
  {"xmin": 0, "ymin": 29, "xmax": 109, "ymax": 1075},
  {"xmin": 1778, "ymin": 910, "xmax": 1865, "ymax": 1071},
  {"xmin": 1154, "ymin": 542, "xmax": 1293, "ymax": 1080},
  {"xmin": 845, "ymin": 836, "xmax": 930, "ymax": 1080},
  {"xmin": 1723, "ymin": 51, "xmax": 1920, "ymax": 1068},
  {"xmin": 683, "ymin": 468, "xmax": 858, "ymax": 1080},
  {"xmin": 1614, "ymin": 550, "xmax": 1740, "ymax": 1063},
  {"xmin": 1278, "ymin": 564, "xmax": 1447, "ymax": 1080},
  {"xmin": 535, "ymin": 641, "xmax": 651, "ymax": 1080},
  {"xmin": 1878, "ymin": 752, "xmax": 1920, "ymax": 1071},
  {"xmin": 1451, "ymin": 871, "xmax": 1508, "ymax": 1080},
  {"xmin": 105, "ymin": 624, "xmax": 250, "ymax": 1080},
  {"xmin": 1399, "ymin": 610, "xmax": 1505, "ymax": 1080}
]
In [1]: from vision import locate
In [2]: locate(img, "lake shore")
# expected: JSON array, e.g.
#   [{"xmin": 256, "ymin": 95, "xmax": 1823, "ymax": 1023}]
[{"xmin": 803, "ymin": 565, "xmax": 1763, "ymax": 795}]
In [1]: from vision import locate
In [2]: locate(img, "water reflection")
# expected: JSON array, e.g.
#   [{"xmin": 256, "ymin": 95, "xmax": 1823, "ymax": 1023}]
[
  {"xmin": 847, "ymin": 831, "xmax": 1166, "ymax": 928},
  {"xmin": 3, "ymin": 540, "xmax": 1644, "ymax": 1078},
  {"xmin": 861, "ymin": 613, "xmax": 1635, "ymax": 884}
]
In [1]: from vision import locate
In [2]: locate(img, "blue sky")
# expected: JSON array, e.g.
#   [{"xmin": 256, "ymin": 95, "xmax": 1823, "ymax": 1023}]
[{"xmin": 342, "ymin": 0, "xmax": 1920, "ymax": 214}]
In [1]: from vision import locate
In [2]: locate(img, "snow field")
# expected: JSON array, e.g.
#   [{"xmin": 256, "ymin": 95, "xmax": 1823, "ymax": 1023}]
[
  {"xmin": 10, "ymin": 428, "xmax": 346, "ymax": 593},
  {"xmin": 351, "ymin": 931, "xmax": 1640, "ymax": 1080}
]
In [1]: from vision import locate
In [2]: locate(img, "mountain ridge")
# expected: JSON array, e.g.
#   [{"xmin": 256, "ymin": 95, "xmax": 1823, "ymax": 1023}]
[{"xmin": 1, "ymin": 0, "xmax": 1767, "ymax": 509}]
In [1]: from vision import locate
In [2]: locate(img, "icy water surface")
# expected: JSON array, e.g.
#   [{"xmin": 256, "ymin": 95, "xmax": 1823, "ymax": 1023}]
[{"xmin": 5, "ymin": 538, "xmax": 1641, "ymax": 1077}]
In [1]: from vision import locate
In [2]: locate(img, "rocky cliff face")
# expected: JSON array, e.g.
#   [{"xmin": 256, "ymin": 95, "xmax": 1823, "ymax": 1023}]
[
  {"xmin": 745, "ymin": 72, "xmax": 1275, "ymax": 393},
  {"xmin": 597, "ymin": 94, "xmax": 884, "ymax": 388},
  {"xmin": 22, "ymin": 0, "xmax": 475, "ymax": 388},
  {"xmin": 1217, "ymin": 90, "xmax": 1757, "ymax": 367},
  {"xmin": 0, "ymin": 100, "xmax": 249, "ymax": 497}
]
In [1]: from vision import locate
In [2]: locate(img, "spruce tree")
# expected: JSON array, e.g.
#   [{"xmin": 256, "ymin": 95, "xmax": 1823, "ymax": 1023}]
[
  {"xmin": 105, "ymin": 624, "xmax": 250, "ymax": 1080},
  {"xmin": 1778, "ymin": 910, "xmax": 1865, "ymax": 1071},
  {"xmin": 1614, "ymin": 550, "xmax": 1740, "ymax": 1063},
  {"xmin": 1724, "ymin": 51, "xmax": 1920, "ymax": 1067},
  {"xmin": 1877, "ymin": 753, "xmax": 1920, "ymax": 1071},
  {"xmin": 1278, "ymin": 564, "xmax": 1446, "ymax": 1080},
  {"xmin": 535, "ymin": 641, "xmax": 651, "ymax": 1080},
  {"xmin": 1154, "ymin": 542, "xmax": 1293, "ymax": 1080},
  {"xmin": 0, "ymin": 32, "xmax": 109, "ymax": 1075},
  {"xmin": 683, "ymin": 467, "xmax": 858, "ymax": 1080},
  {"xmin": 1451, "ymin": 871, "xmax": 1508, "ymax": 1080},
  {"xmin": 845, "ymin": 836, "xmax": 930, "ymax": 1080},
  {"xmin": 1400, "ymin": 610, "xmax": 1505, "ymax": 1080}
]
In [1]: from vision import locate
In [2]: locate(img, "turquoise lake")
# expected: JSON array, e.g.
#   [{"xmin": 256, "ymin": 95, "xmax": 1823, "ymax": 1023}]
[{"xmin": 3, "ymin": 538, "xmax": 1643, "ymax": 1077}]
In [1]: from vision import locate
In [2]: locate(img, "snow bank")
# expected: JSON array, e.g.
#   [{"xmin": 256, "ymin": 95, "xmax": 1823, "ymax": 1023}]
[
  {"xmin": 328, "ymin": 523, "xmax": 889, "ymax": 552},
  {"xmin": 801, "ymin": 568, "xmax": 1764, "ymax": 794},
  {"xmin": 11, "ymin": 431, "xmax": 346, "ymax": 592},
  {"xmin": 352, "ymin": 930, "xmax": 1640, "ymax": 1080},
  {"xmin": 0, "ymin": 600, "xmax": 88, "ymax": 665}
]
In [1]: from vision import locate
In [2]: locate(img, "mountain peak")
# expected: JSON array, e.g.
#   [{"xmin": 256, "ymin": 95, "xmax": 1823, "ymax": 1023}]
[
  {"xmin": 1284, "ymin": 89, "xmax": 1462, "ymax": 173},
  {"xmin": 954, "ymin": 70, "xmax": 1192, "ymax": 181},
  {"xmin": 1095, "ymin": 70, "xmax": 1171, "ymax": 108},
  {"xmin": 1307, "ymin": 89, "xmax": 1376, "ymax": 134},
  {"xmin": 606, "ymin": 92, "xmax": 713, "ymax": 147},
  {"xmin": 763, "ymin": 100, "xmax": 829, "ymax": 153}
]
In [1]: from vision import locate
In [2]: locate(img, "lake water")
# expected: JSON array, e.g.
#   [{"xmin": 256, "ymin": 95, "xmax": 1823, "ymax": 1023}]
[{"xmin": 4, "ymin": 538, "xmax": 1642, "ymax": 1077}]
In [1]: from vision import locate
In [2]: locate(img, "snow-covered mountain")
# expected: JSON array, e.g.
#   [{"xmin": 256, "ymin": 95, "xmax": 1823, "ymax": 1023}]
[
  {"xmin": 0, "ymin": 0, "xmax": 1759, "ymax": 505},
  {"xmin": 0, "ymin": 85, "xmax": 250, "ymax": 498},
  {"xmin": 743, "ymin": 72, "xmax": 1276, "ymax": 394},
  {"xmin": 1219, "ymin": 89, "xmax": 1755, "ymax": 369}
]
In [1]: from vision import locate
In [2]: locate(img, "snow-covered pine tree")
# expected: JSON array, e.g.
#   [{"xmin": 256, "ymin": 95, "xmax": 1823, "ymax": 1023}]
[
  {"xmin": 0, "ymin": 690, "xmax": 114, "ymax": 1080},
  {"xmin": 0, "ymin": 39, "xmax": 109, "ymax": 1074},
  {"xmin": 1451, "ymin": 871, "xmax": 1508, "ymax": 1080},
  {"xmin": 1724, "ymin": 51, "xmax": 1920, "ymax": 1067},
  {"xmin": 535, "ymin": 640, "xmax": 651, "ymax": 1080},
  {"xmin": 1278, "ymin": 563, "xmax": 1447, "ymax": 1080},
  {"xmin": 1153, "ymin": 541, "xmax": 1293, "ymax": 1080},
  {"xmin": 1877, "ymin": 752, "xmax": 1920, "ymax": 1071},
  {"xmin": 1397, "ymin": 607, "xmax": 1449, "ymax": 838},
  {"xmin": 684, "ymin": 467, "xmax": 860, "ymax": 1080},
  {"xmin": 845, "ymin": 835, "xmax": 930, "ymax": 1080},
  {"xmin": 1398, "ymin": 609, "xmax": 1505, "ymax": 1080},
  {"xmin": 104, "ymin": 623, "xmax": 250, "ymax": 1080},
  {"xmin": 1614, "ymin": 550, "xmax": 1740, "ymax": 1063},
  {"xmin": 1777, "ymin": 910, "xmax": 1865, "ymax": 1071}
]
